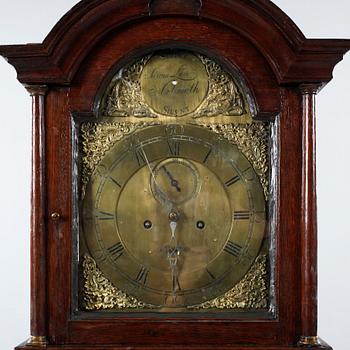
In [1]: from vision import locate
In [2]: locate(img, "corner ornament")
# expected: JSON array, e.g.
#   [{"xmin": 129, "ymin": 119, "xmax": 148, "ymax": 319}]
[
  {"xmin": 82, "ymin": 254, "xmax": 268, "ymax": 311},
  {"xmin": 82, "ymin": 254, "xmax": 156, "ymax": 310}
]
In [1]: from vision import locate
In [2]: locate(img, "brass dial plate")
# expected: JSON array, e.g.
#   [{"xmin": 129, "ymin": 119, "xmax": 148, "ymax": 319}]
[{"xmin": 82, "ymin": 124, "xmax": 266, "ymax": 308}]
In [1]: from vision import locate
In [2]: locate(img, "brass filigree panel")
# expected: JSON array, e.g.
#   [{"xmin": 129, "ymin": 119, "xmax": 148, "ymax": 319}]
[
  {"xmin": 194, "ymin": 55, "xmax": 246, "ymax": 118},
  {"xmin": 80, "ymin": 121, "xmax": 159, "ymax": 197},
  {"xmin": 188, "ymin": 255, "xmax": 268, "ymax": 310},
  {"xmin": 202, "ymin": 123, "xmax": 269, "ymax": 199},
  {"xmin": 82, "ymin": 254, "xmax": 156, "ymax": 310},
  {"xmin": 81, "ymin": 253, "xmax": 268, "ymax": 311},
  {"xmin": 102, "ymin": 56, "xmax": 156, "ymax": 118},
  {"xmin": 100, "ymin": 52, "xmax": 249, "ymax": 121},
  {"xmin": 80, "ymin": 122, "xmax": 269, "ymax": 199}
]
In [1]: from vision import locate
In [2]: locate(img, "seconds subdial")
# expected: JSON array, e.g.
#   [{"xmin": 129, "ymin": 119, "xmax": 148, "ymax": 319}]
[{"xmin": 151, "ymin": 158, "xmax": 200, "ymax": 205}]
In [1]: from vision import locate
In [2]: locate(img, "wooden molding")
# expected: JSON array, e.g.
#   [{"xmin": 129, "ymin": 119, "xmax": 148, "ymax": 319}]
[
  {"xmin": 0, "ymin": 0, "xmax": 349, "ymax": 86},
  {"xmin": 149, "ymin": 0, "xmax": 202, "ymax": 15}
]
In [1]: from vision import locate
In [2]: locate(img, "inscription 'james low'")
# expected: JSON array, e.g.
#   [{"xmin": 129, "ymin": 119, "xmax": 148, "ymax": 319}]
[
  {"xmin": 148, "ymin": 66, "xmax": 200, "ymax": 97},
  {"xmin": 140, "ymin": 54, "xmax": 209, "ymax": 117}
]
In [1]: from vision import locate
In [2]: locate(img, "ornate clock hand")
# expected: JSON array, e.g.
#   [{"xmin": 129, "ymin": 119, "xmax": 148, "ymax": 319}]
[
  {"xmin": 140, "ymin": 146, "xmax": 159, "ymax": 187},
  {"xmin": 167, "ymin": 245, "xmax": 181, "ymax": 302},
  {"xmin": 170, "ymin": 221, "xmax": 177, "ymax": 240},
  {"xmin": 166, "ymin": 211, "xmax": 182, "ymax": 302},
  {"xmin": 161, "ymin": 166, "xmax": 181, "ymax": 192},
  {"xmin": 169, "ymin": 210, "xmax": 180, "ymax": 241},
  {"xmin": 139, "ymin": 146, "xmax": 173, "ymax": 208}
]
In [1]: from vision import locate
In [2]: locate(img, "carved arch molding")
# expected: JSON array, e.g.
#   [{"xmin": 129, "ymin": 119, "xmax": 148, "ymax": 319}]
[{"xmin": 0, "ymin": 0, "xmax": 348, "ymax": 87}]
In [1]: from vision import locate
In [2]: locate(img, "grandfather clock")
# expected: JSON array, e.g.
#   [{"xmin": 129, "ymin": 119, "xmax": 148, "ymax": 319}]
[{"xmin": 1, "ymin": 1, "xmax": 349, "ymax": 349}]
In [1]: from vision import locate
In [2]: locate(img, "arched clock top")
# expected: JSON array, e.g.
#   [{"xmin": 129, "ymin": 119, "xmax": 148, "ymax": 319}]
[
  {"xmin": 67, "ymin": 24, "xmax": 281, "ymax": 118},
  {"xmin": 0, "ymin": 0, "xmax": 348, "ymax": 88}
]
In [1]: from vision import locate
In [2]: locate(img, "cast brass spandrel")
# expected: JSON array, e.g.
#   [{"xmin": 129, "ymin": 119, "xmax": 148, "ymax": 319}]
[
  {"xmin": 201, "ymin": 123, "xmax": 269, "ymax": 199},
  {"xmin": 80, "ymin": 121, "xmax": 160, "ymax": 198},
  {"xmin": 81, "ymin": 253, "xmax": 269, "ymax": 311},
  {"xmin": 82, "ymin": 254, "xmax": 156, "ymax": 310},
  {"xmin": 188, "ymin": 254, "xmax": 269, "ymax": 310}
]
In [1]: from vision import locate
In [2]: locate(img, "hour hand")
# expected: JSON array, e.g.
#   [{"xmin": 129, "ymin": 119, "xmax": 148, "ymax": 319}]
[
  {"xmin": 170, "ymin": 221, "xmax": 177, "ymax": 240},
  {"xmin": 162, "ymin": 166, "xmax": 181, "ymax": 192},
  {"xmin": 168, "ymin": 210, "xmax": 180, "ymax": 240}
]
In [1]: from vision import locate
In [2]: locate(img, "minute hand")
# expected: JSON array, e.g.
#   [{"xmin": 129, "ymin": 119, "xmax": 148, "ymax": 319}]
[{"xmin": 140, "ymin": 146, "xmax": 173, "ymax": 207}]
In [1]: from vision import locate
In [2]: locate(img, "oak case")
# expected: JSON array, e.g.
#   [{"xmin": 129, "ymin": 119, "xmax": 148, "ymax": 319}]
[{"xmin": 0, "ymin": 1, "xmax": 349, "ymax": 349}]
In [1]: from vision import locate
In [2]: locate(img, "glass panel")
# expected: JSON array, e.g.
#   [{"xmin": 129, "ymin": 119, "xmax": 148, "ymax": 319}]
[{"xmin": 73, "ymin": 50, "xmax": 276, "ymax": 316}]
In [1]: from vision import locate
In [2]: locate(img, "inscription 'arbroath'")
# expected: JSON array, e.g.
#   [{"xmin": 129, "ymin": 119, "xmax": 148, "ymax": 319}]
[{"xmin": 140, "ymin": 53, "xmax": 209, "ymax": 117}]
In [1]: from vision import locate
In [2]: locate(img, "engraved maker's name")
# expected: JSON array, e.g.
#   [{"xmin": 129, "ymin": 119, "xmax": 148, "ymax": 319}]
[{"xmin": 149, "ymin": 66, "xmax": 200, "ymax": 96}]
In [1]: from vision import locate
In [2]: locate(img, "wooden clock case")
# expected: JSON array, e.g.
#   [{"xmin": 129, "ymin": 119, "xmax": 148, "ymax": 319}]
[{"xmin": 0, "ymin": 1, "xmax": 349, "ymax": 349}]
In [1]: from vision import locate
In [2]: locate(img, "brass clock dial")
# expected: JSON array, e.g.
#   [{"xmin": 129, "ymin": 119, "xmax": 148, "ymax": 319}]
[{"xmin": 82, "ymin": 124, "xmax": 266, "ymax": 308}]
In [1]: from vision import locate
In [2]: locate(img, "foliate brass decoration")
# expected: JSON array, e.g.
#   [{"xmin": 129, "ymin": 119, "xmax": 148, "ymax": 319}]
[
  {"xmin": 80, "ymin": 122, "xmax": 268, "ymax": 198},
  {"xmin": 100, "ymin": 52, "xmax": 247, "ymax": 119},
  {"xmin": 194, "ymin": 55, "xmax": 245, "ymax": 118},
  {"xmin": 82, "ymin": 253, "xmax": 268, "ymax": 311},
  {"xmin": 80, "ymin": 121, "xmax": 158, "ymax": 196},
  {"xmin": 202, "ymin": 123, "xmax": 269, "ymax": 199},
  {"xmin": 188, "ymin": 255, "xmax": 268, "ymax": 310},
  {"xmin": 140, "ymin": 53, "xmax": 209, "ymax": 117},
  {"xmin": 82, "ymin": 254, "xmax": 155, "ymax": 310},
  {"xmin": 101, "ymin": 55, "xmax": 157, "ymax": 117}
]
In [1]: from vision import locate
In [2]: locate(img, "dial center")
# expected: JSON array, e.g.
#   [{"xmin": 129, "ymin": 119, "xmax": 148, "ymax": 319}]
[{"xmin": 169, "ymin": 210, "xmax": 180, "ymax": 222}]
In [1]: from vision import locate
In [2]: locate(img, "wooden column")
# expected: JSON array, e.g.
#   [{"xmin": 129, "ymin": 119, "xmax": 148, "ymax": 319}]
[
  {"xmin": 25, "ymin": 85, "xmax": 48, "ymax": 347},
  {"xmin": 299, "ymin": 84, "xmax": 321, "ymax": 347}
]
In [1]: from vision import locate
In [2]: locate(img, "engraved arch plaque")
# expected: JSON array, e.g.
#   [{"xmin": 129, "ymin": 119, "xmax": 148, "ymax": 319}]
[{"xmin": 99, "ymin": 51, "xmax": 251, "ymax": 122}]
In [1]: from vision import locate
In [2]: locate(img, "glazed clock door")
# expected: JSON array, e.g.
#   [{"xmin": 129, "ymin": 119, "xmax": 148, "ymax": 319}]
[
  {"xmin": 82, "ymin": 124, "xmax": 266, "ymax": 308},
  {"xmin": 77, "ymin": 51, "xmax": 272, "ymax": 313}
]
